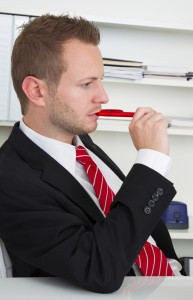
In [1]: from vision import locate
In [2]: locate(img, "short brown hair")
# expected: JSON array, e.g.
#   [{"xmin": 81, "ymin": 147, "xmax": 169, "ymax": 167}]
[{"xmin": 11, "ymin": 14, "xmax": 100, "ymax": 115}]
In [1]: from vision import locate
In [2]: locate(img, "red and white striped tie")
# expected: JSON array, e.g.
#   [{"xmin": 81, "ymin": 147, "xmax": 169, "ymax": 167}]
[{"xmin": 76, "ymin": 145, "xmax": 174, "ymax": 276}]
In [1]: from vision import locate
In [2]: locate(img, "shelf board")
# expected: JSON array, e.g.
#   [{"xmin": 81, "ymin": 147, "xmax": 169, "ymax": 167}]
[
  {"xmin": 169, "ymin": 217, "xmax": 193, "ymax": 240},
  {"xmin": 168, "ymin": 127, "xmax": 193, "ymax": 136},
  {"xmin": 2, "ymin": 10, "xmax": 193, "ymax": 32},
  {"xmin": 97, "ymin": 118, "xmax": 193, "ymax": 136},
  {"xmin": 103, "ymin": 77, "xmax": 193, "ymax": 88},
  {"xmin": 84, "ymin": 15, "xmax": 193, "ymax": 32},
  {"xmin": 0, "ymin": 121, "xmax": 16, "ymax": 127}
]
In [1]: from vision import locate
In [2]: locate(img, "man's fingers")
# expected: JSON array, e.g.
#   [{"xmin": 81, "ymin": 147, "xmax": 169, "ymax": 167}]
[
  {"xmin": 129, "ymin": 107, "xmax": 169, "ymax": 155},
  {"xmin": 132, "ymin": 107, "xmax": 156, "ymax": 121}
]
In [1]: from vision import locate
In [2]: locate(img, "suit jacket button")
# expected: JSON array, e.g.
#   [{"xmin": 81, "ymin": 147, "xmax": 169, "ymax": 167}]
[
  {"xmin": 144, "ymin": 206, "xmax": 151, "ymax": 214},
  {"xmin": 152, "ymin": 193, "xmax": 159, "ymax": 201},
  {"xmin": 148, "ymin": 199, "xmax": 155, "ymax": 207},
  {"xmin": 156, "ymin": 187, "xmax": 164, "ymax": 196}
]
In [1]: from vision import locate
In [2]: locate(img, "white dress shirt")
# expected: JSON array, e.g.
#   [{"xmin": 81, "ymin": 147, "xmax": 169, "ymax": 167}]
[{"xmin": 19, "ymin": 119, "xmax": 182, "ymax": 276}]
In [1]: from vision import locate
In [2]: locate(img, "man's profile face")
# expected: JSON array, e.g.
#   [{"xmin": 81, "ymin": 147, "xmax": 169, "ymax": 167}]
[{"xmin": 46, "ymin": 39, "xmax": 109, "ymax": 138}]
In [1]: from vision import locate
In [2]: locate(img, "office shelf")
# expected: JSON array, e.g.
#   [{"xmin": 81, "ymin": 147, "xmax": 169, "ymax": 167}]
[
  {"xmin": 103, "ymin": 77, "xmax": 193, "ymax": 88},
  {"xmin": 97, "ymin": 118, "xmax": 193, "ymax": 136},
  {"xmin": 86, "ymin": 15, "xmax": 193, "ymax": 32},
  {"xmin": 0, "ymin": 121, "xmax": 16, "ymax": 127}
]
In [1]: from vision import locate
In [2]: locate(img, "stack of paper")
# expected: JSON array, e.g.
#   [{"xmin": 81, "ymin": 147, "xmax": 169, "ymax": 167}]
[
  {"xmin": 104, "ymin": 66, "xmax": 143, "ymax": 80},
  {"xmin": 103, "ymin": 58, "xmax": 143, "ymax": 80}
]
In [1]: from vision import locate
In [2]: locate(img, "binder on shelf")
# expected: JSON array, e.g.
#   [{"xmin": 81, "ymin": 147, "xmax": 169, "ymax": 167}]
[
  {"xmin": 103, "ymin": 57, "xmax": 143, "ymax": 80},
  {"xmin": 103, "ymin": 57, "xmax": 143, "ymax": 67},
  {"xmin": 9, "ymin": 15, "xmax": 29, "ymax": 121},
  {"xmin": 0, "ymin": 14, "xmax": 13, "ymax": 121}
]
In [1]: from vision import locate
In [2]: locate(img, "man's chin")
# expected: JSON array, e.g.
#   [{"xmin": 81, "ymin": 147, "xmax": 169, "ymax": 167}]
[
  {"xmin": 87, "ymin": 122, "xmax": 98, "ymax": 134},
  {"xmin": 78, "ymin": 123, "xmax": 98, "ymax": 136}
]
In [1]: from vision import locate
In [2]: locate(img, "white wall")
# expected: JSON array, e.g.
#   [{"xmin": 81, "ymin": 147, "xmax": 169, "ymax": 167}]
[{"xmin": 1, "ymin": 0, "xmax": 193, "ymax": 26}]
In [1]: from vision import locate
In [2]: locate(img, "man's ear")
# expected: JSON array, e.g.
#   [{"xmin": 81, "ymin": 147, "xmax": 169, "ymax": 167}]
[{"xmin": 22, "ymin": 76, "xmax": 46, "ymax": 107}]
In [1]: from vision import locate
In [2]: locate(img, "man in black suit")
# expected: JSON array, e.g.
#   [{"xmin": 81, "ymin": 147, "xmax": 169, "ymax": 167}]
[{"xmin": 0, "ymin": 14, "xmax": 183, "ymax": 293}]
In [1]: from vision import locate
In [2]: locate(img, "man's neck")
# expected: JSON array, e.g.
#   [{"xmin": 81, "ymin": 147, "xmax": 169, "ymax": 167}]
[{"xmin": 22, "ymin": 117, "xmax": 74, "ymax": 144}]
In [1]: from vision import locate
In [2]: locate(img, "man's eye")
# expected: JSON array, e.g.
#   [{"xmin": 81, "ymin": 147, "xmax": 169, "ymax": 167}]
[{"xmin": 82, "ymin": 82, "xmax": 91, "ymax": 87}]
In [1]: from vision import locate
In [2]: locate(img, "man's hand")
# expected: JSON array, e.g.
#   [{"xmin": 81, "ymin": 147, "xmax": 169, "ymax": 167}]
[{"xmin": 129, "ymin": 107, "xmax": 169, "ymax": 155}]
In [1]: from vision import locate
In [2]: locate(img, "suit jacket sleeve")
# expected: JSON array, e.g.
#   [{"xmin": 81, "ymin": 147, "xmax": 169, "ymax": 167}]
[{"xmin": 0, "ymin": 135, "xmax": 176, "ymax": 293}]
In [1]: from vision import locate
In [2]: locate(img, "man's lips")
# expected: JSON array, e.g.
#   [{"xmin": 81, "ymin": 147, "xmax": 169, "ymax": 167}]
[
  {"xmin": 88, "ymin": 110, "xmax": 101, "ymax": 116},
  {"xmin": 87, "ymin": 112, "xmax": 100, "ymax": 119}
]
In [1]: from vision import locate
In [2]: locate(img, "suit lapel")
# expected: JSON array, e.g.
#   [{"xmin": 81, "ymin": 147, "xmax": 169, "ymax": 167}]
[
  {"xmin": 41, "ymin": 160, "xmax": 104, "ymax": 222},
  {"xmin": 8, "ymin": 123, "xmax": 104, "ymax": 222}
]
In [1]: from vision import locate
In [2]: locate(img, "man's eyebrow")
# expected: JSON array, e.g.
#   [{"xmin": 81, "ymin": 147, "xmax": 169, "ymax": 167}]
[
  {"xmin": 78, "ymin": 75, "xmax": 104, "ymax": 82},
  {"xmin": 78, "ymin": 77, "xmax": 97, "ymax": 82}
]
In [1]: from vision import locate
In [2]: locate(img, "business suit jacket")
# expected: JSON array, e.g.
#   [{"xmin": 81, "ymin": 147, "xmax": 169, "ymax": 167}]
[{"xmin": 0, "ymin": 123, "xmax": 180, "ymax": 293}]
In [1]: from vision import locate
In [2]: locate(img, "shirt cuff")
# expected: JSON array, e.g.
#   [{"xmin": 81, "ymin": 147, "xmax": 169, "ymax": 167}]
[{"xmin": 135, "ymin": 149, "xmax": 172, "ymax": 177}]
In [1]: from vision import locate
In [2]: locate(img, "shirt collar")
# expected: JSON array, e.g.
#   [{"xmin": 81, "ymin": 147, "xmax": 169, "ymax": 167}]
[{"xmin": 19, "ymin": 119, "xmax": 84, "ymax": 175}]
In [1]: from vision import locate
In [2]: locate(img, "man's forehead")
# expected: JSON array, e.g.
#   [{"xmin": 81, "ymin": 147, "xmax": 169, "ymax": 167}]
[{"xmin": 61, "ymin": 40, "xmax": 104, "ymax": 78}]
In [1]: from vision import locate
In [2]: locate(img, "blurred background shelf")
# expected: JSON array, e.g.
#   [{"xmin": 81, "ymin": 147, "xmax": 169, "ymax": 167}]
[{"xmin": 97, "ymin": 118, "xmax": 193, "ymax": 136}]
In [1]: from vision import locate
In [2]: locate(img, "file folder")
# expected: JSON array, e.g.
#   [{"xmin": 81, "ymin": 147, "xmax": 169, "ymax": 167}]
[
  {"xmin": 0, "ymin": 14, "xmax": 13, "ymax": 120},
  {"xmin": 9, "ymin": 15, "xmax": 29, "ymax": 121}
]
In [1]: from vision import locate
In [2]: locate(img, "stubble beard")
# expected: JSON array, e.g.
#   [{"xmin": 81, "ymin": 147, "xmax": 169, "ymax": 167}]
[{"xmin": 49, "ymin": 96, "xmax": 97, "ymax": 136}]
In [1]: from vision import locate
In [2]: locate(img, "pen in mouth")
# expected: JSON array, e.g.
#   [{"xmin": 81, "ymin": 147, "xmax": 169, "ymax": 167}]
[
  {"xmin": 97, "ymin": 109, "xmax": 135, "ymax": 118},
  {"xmin": 97, "ymin": 109, "xmax": 171, "ymax": 128}
]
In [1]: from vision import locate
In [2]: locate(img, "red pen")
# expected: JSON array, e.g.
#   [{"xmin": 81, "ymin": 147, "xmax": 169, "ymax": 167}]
[
  {"xmin": 97, "ymin": 109, "xmax": 134, "ymax": 117},
  {"xmin": 97, "ymin": 109, "xmax": 171, "ymax": 128}
]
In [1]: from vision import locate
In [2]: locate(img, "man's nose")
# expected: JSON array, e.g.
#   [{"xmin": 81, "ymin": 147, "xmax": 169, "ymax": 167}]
[{"xmin": 93, "ymin": 83, "xmax": 109, "ymax": 104}]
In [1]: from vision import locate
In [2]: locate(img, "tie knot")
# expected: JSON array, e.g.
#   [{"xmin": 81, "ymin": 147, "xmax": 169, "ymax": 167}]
[{"xmin": 76, "ymin": 146, "xmax": 92, "ymax": 165}]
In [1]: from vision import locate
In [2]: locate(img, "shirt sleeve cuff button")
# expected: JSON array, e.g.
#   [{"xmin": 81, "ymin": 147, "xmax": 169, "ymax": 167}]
[
  {"xmin": 144, "ymin": 206, "xmax": 152, "ymax": 215},
  {"xmin": 156, "ymin": 187, "xmax": 164, "ymax": 196},
  {"xmin": 152, "ymin": 193, "xmax": 159, "ymax": 201},
  {"xmin": 148, "ymin": 199, "xmax": 156, "ymax": 207}
]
